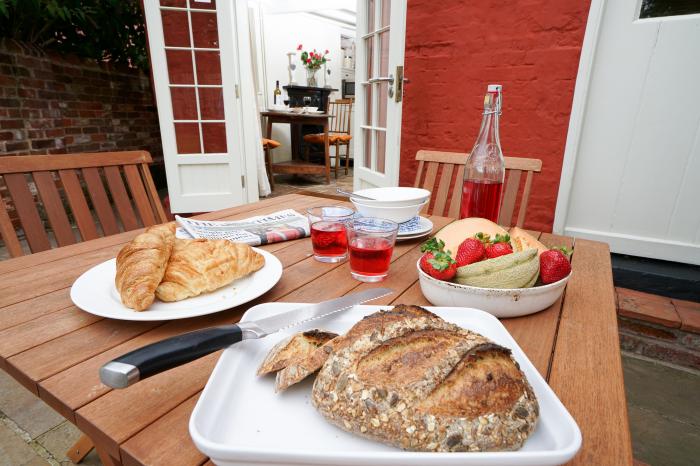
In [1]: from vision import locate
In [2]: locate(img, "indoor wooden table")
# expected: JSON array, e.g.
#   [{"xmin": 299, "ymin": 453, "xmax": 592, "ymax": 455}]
[
  {"xmin": 261, "ymin": 110, "xmax": 334, "ymax": 184},
  {"xmin": 0, "ymin": 193, "xmax": 632, "ymax": 466}
]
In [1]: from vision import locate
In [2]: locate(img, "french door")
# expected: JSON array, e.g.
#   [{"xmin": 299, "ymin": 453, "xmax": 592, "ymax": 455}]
[
  {"xmin": 353, "ymin": 0, "xmax": 407, "ymax": 190},
  {"xmin": 143, "ymin": 0, "xmax": 261, "ymax": 213}
]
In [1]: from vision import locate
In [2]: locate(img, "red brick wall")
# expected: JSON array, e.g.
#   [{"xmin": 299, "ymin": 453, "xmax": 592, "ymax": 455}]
[
  {"xmin": 400, "ymin": 0, "xmax": 591, "ymax": 232},
  {"xmin": 0, "ymin": 39, "xmax": 162, "ymax": 161}
]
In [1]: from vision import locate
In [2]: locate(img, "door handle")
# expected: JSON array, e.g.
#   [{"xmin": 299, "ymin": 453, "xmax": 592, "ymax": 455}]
[{"xmin": 367, "ymin": 74, "xmax": 394, "ymax": 84}]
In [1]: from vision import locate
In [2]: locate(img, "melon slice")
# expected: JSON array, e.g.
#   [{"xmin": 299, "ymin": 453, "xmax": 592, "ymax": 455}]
[
  {"xmin": 434, "ymin": 218, "xmax": 508, "ymax": 259},
  {"xmin": 509, "ymin": 226, "xmax": 549, "ymax": 256}
]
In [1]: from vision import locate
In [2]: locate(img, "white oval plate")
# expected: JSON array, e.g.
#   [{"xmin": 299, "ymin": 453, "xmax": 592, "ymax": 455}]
[
  {"xmin": 398, "ymin": 216, "xmax": 433, "ymax": 237},
  {"xmin": 70, "ymin": 248, "xmax": 282, "ymax": 321}
]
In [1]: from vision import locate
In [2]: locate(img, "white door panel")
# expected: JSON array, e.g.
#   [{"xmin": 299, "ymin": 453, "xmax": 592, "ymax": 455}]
[
  {"xmin": 143, "ymin": 0, "xmax": 260, "ymax": 213},
  {"xmin": 353, "ymin": 0, "xmax": 406, "ymax": 190},
  {"xmin": 556, "ymin": 1, "xmax": 700, "ymax": 264}
]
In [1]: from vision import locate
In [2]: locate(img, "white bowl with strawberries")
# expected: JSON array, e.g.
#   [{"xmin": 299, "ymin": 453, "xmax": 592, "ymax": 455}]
[{"xmin": 416, "ymin": 218, "xmax": 572, "ymax": 318}]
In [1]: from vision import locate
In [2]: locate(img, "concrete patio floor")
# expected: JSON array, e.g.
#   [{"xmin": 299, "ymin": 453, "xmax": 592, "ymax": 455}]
[{"xmin": 1, "ymin": 352, "xmax": 697, "ymax": 465}]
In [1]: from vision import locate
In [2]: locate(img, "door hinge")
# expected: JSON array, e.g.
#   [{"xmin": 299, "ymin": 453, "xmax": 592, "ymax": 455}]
[
  {"xmin": 241, "ymin": 175, "xmax": 245, "ymax": 188},
  {"xmin": 235, "ymin": 84, "xmax": 240, "ymax": 98}
]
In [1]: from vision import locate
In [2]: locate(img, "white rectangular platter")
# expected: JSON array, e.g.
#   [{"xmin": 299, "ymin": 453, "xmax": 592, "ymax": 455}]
[{"xmin": 190, "ymin": 304, "xmax": 581, "ymax": 466}]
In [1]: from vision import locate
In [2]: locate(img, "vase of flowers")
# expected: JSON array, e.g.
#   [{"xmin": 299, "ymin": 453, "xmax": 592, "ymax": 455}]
[{"xmin": 297, "ymin": 44, "xmax": 328, "ymax": 87}]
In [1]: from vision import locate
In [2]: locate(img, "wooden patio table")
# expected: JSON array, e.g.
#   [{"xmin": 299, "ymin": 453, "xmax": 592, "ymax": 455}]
[{"xmin": 0, "ymin": 193, "xmax": 632, "ymax": 466}]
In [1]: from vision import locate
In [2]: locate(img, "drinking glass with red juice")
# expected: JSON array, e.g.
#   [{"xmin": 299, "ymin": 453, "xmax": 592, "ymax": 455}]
[
  {"xmin": 306, "ymin": 206, "xmax": 354, "ymax": 263},
  {"xmin": 347, "ymin": 218, "xmax": 399, "ymax": 282}
]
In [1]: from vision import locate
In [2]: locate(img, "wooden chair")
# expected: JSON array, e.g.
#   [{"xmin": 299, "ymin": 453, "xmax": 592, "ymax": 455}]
[
  {"xmin": 262, "ymin": 137, "xmax": 281, "ymax": 190},
  {"xmin": 303, "ymin": 99, "xmax": 353, "ymax": 177},
  {"xmin": 413, "ymin": 150, "xmax": 542, "ymax": 227},
  {"xmin": 0, "ymin": 151, "xmax": 167, "ymax": 258}
]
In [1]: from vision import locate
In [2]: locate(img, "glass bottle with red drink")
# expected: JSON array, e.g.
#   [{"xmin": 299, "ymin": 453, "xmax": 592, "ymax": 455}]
[{"xmin": 460, "ymin": 84, "xmax": 505, "ymax": 222}]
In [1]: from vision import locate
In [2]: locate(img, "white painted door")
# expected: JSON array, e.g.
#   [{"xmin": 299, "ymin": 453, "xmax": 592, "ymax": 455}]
[
  {"xmin": 555, "ymin": 0, "xmax": 700, "ymax": 265},
  {"xmin": 353, "ymin": 0, "xmax": 407, "ymax": 190},
  {"xmin": 144, "ymin": 0, "xmax": 261, "ymax": 213}
]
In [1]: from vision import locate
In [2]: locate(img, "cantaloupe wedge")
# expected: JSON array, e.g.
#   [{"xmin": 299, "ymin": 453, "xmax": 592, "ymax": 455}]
[
  {"xmin": 509, "ymin": 226, "xmax": 549, "ymax": 256},
  {"xmin": 434, "ymin": 218, "xmax": 509, "ymax": 258}
]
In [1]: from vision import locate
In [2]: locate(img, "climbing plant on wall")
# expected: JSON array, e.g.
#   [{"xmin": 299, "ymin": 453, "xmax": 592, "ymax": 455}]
[{"xmin": 0, "ymin": 0, "xmax": 149, "ymax": 70}]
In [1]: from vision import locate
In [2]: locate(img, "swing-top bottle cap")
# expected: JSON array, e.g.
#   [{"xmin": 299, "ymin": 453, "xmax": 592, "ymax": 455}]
[{"xmin": 487, "ymin": 84, "xmax": 502, "ymax": 93}]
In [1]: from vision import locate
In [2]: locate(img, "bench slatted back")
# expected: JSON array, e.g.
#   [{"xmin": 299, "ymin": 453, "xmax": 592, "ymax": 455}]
[
  {"xmin": 0, "ymin": 151, "xmax": 167, "ymax": 258},
  {"xmin": 413, "ymin": 150, "xmax": 542, "ymax": 227}
]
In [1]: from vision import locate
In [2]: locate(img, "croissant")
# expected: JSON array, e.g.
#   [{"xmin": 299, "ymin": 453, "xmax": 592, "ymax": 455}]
[
  {"xmin": 155, "ymin": 239, "xmax": 265, "ymax": 302},
  {"xmin": 115, "ymin": 224, "xmax": 175, "ymax": 311}
]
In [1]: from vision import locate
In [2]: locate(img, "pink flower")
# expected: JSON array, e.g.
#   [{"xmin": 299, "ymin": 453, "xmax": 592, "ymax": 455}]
[
  {"xmin": 325, "ymin": 49, "xmax": 329, "ymax": 54},
  {"xmin": 307, "ymin": 59, "xmax": 311, "ymax": 64},
  {"xmin": 297, "ymin": 44, "xmax": 303, "ymax": 50}
]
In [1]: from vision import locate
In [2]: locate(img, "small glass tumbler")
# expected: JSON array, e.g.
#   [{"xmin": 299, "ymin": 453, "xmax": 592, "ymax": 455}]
[
  {"xmin": 306, "ymin": 206, "xmax": 354, "ymax": 263},
  {"xmin": 347, "ymin": 217, "xmax": 399, "ymax": 282}
]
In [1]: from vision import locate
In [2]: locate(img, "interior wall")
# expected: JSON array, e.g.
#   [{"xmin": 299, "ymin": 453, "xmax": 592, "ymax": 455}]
[
  {"xmin": 399, "ymin": 0, "xmax": 591, "ymax": 232},
  {"xmin": 262, "ymin": 12, "xmax": 352, "ymax": 162}
]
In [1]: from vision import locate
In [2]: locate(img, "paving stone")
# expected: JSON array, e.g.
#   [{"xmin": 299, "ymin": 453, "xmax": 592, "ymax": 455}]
[
  {"xmin": 627, "ymin": 404, "xmax": 700, "ymax": 466},
  {"xmin": 617, "ymin": 288, "xmax": 680, "ymax": 328},
  {"xmin": 36, "ymin": 421, "xmax": 101, "ymax": 466},
  {"xmin": 622, "ymin": 355, "xmax": 700, "ymax": 466},
  {"xmin": 623, "ymin": 355, "xmax": 700, "ymax": 426},
  {"xmin": 0, "ymin": 370, "xmax": 64, "ymax": 439},
  {"xmin": 0, "ymin": 421, "xmax": 49, "ymax": 466}
]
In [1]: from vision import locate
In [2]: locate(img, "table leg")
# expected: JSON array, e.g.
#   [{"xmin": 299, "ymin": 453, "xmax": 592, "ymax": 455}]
[
  {"xmin": 95, "ymin": 445, "xmax": 122, "ymax": 466},
  {"xmin": 323, "ymin": 121, "xmax": 330, "ymax": 184},
  {"xmin": 266, "ymin": 117, "xmax": 272, "ymax": 140},
  {"xmin": 66, "ymin": 434, "xmax": 94, "ymax": 463},
  {"xmin": 291, "ymin": 123, "xmax": 300, "ymax": 161}
]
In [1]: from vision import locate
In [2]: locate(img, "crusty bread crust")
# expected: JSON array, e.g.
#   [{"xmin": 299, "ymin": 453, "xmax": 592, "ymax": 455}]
[
  {"xmin": 257, "ymin": 329, "xmax": 337, "ymax": 376},
  {"xmin": 311, "ymin": 305, "xmax": 538, "ymax": 452}
]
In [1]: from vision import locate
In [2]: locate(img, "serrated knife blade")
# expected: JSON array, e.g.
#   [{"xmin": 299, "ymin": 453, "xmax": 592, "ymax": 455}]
[{"xmin": 100, "ymin": 288, "xmax": 393, "ymax": 389}]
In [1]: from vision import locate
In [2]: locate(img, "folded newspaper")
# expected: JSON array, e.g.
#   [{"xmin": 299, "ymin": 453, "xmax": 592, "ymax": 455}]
[{"xmin": 175, "ymin": 209, "xmax": 310, "ymax": 246}]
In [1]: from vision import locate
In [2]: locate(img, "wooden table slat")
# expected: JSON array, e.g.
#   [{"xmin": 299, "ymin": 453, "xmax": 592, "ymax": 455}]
[
  {"xmin": 547, "ymin": 239, "xmax": 633, "ymax": 465},
  {"xmin": 76, "ymin": 351, "xmax": 221, "ymax": 459},
  {"xmin": 6, "ymin": 319, "xmax": 160, "ymax": 393},
  {"xmin": 120, "ymin": 394, "xmax": 206, "ymax": 466}
]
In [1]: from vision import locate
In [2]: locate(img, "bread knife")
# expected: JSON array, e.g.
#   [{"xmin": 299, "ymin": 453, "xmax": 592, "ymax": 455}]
[{"xmin": 100, "ymin": 288, "xmax": 393, "ymax": 389}]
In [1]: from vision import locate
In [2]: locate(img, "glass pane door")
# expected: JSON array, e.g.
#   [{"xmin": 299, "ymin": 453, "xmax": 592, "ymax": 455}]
[
  {"xmin": 360, "ymin": 0, "xmax": 391, "ymax": 174},
  {"xmin": 353, "ymin": 0, "xmax": 406, "ymax": 190}
]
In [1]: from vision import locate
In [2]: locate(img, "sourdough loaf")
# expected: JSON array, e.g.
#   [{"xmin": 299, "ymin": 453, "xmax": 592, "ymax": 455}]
[{"xmin": 310, "ymin": 305, "xmax": 538, "ymax": 452}]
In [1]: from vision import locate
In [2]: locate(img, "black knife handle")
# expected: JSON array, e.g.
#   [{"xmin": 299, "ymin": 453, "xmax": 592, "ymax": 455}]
[{"xmin": 100, "ymin": 324, "xmax": 242, "ymax": 388}]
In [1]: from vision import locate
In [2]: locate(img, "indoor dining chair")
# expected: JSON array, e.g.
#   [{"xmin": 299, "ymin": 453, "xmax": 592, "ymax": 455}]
[
  {"xmin": 303, "ymin": 98, "xmax": 353, "ymax": 177},
  {"xmin": 413, "ymin": 150, "xmax": 542, "ymax": 227}
]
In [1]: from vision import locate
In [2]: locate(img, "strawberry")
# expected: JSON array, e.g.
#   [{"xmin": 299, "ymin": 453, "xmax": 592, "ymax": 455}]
[
  {"xmin": 455, "ymin": 237, "xmax": 486, "ymax": 267},
  {"xmin": 539, "ymin": 248, "xmax": 572, "ymax": 284},
  {"xmin": 485, "ymin": 233, "xmax": 513, "ymax": 259},
  {"xmin": 420, "ymin": 250, "xmax": 457, "ymax": 281}
]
